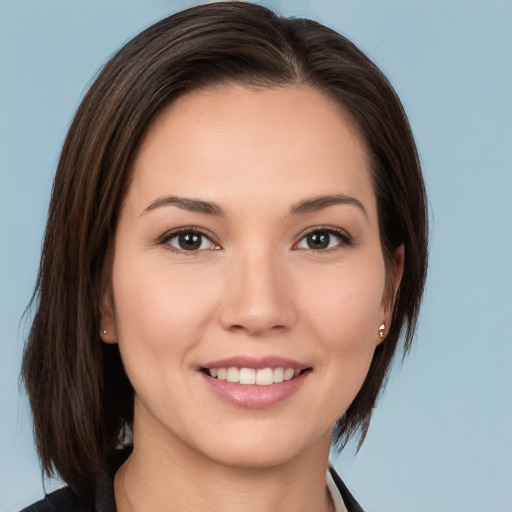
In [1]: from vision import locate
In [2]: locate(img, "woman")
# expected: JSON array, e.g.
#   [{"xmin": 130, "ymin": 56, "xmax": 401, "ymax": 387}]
[{"xmin": 21, "ymin": 2, "xmax": 427, "ymax": 511}]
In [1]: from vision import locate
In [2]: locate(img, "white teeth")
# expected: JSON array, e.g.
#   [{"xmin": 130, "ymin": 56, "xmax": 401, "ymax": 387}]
[
  {"xmin": 284, "ymin": 368, "xmax": 295, "ymax": 381},
  {"xmin": 273, "ymin": 367, "xmax": 284, "ymax": 383},
  {"xmin": 226, "ymin": 367, "xmax": 239, "ymax": 383},
  {"xmin": 239, "ymin": 368, "xmax": 256, "ymax": 384},
  {"xmin": 256, "ymin": 368, "xmax": 274, "ymax": 386},
  {"xmin": 207, "ymin": 366, "xmax": 303, "ymax": 385}
]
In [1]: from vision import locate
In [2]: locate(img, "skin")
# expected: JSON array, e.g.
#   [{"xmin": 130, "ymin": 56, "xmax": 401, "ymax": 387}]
[{"xmin": 100, "ymin": 84, "xmax": 403, "ymax": 512}]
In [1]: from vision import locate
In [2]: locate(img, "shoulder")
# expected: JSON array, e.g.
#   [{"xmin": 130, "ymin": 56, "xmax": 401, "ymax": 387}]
[
  {"xmin": 20, "ymin": 446, "xmax": 130, "ymax": 512},
  {"xmin": 19, "ymin": 487, "xmax": 93, "ymax": 512}
]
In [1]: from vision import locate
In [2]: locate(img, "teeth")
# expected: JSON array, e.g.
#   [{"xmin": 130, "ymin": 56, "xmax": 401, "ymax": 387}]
[
  {"xmin": 284, "ymin": 368, "xmax": 295, "ymax": 381},
  {"xmin": 226, "ymin": 367, "xmax": 239, "ymax": 383},
  {"xmin": 207, "ymin": 366, "xmax": 303, "ymax": 385},
  {"xmin": 256, "ymin": 368, "xmax": 273, "ymax": 386},
  {"xmin": 239, "ymin": 368, "xmax": 256, "ymax": 384},
  {"xmin": 273, "ymin": 367, "xmax": 284, "ymax": 383}
]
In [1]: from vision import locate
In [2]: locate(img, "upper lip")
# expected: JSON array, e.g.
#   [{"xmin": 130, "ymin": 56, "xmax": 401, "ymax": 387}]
[{"xmin": 200, "ymin": 355, "xmax": 309, "ymax": 370}]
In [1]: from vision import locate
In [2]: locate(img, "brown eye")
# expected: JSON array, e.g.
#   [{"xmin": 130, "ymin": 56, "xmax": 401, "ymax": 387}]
[
  {"xmin": 306, "ymin": 231, "xmax": 331, "ymax": 249},
  {"xmin": 295, "ymin": 228, "xmax": 351, "ymax": 251},
  {"xmin": 163, "ymin": 230, "xmax": 219, "ymax": 252},
  {"xmin": 178, "ymin": 233, "xmax": 203, "ymax": 250}
]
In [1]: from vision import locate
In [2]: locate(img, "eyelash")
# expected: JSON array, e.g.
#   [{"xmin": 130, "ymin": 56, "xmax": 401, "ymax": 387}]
[
  {"xmin": 158, "ymin": 227, "xmax": 220, "ymax": 254},
  {"xmin": 294, "ymin": 226, "xmax": 353, "ymax": 252},
  {"xmin": 157, "ymin": 226, "xmax": 353, "ymax": 254}
]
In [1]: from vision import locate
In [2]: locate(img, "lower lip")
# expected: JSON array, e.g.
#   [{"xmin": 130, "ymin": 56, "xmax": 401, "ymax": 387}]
[{"xmin": 201, "ymin": 371, "xmax": 309, "ymax": 409}]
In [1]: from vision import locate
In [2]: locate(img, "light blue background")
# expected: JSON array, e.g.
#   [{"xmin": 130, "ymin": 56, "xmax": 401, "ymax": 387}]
[{"xmin": 1, "ymin": 1, "xmax": 511, "ymax": 511}]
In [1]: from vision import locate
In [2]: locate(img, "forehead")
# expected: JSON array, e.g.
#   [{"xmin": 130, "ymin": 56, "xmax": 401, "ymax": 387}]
[{"xmin": 129, "ymin": 84, "xmax": 375, "ymax": 216}]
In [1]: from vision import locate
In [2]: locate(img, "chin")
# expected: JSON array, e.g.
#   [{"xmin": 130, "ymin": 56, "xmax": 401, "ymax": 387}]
[
  {"xmin": 217, "ymin": 443, "xmax": 296, "ymax": 469},
  {"xmin": 190, "ymin": 423, "xmax": 331, "ymax": 471}
]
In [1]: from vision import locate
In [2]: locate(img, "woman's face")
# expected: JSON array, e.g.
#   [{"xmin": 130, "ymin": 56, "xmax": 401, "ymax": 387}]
[{"xmin": 101, "ymin": 84, "xmax": 400, "ymax": 469}]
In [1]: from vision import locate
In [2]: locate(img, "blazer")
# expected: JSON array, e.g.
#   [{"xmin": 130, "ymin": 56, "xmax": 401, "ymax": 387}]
[{"xmin": 21, "ymin": 450, "xmax": 364, "ymax": 512}]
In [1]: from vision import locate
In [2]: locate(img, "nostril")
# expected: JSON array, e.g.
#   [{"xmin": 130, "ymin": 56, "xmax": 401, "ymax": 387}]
[
  {"xmin": 218, "ymin": 283, "xmax": 297, "ymax": 335},
  {"xmin": 227, "ymin": 323, "xmax": 288, "ymax": 336}
]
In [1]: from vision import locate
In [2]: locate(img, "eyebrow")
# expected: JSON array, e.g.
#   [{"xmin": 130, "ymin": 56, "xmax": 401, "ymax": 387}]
[
  {"xmin": 142, "ymin": 196, "xmax": 224, "ymax": 216},
  {"xmin": 290, "ymin": 194, "xmax": 368, "ymax": 219},
  {"xmin": 142, "ymin": 193, "xmax": 367, "ymax": 219}
]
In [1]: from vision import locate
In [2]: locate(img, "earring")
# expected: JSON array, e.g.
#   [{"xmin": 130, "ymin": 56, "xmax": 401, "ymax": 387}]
[
  {"xmin": 378, "ymin": 322, "xmax": 386, "ymax": 340},
  {"xmin": 101, "ymin": 329, "xmax": 108, "ymax": 335}
]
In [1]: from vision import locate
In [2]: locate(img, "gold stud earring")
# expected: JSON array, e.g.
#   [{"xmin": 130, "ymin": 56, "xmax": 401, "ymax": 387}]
[{"xmin": 378, "ymin": 322, "xmax": 386, "ymax": 340}]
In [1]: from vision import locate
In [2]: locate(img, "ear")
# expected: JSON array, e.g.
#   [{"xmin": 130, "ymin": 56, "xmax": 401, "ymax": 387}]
[
  {"xmin": 99, "ymin": 287, "xmax": 118, "ymax": 344},
  {"xmin": 378, "ymin": 244, "xmax": 404, "ymax": 344}
]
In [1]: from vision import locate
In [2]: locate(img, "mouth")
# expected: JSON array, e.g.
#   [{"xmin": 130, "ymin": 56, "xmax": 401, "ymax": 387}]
[{"xmin": 201, "ymin": 366, "xmax": 310, "ymax": 386}]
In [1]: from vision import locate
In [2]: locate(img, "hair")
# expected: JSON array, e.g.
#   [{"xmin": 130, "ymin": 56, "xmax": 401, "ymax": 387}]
[{"xmin": 22, "ymin": 1, "xmax": 427, "ymax": 499}]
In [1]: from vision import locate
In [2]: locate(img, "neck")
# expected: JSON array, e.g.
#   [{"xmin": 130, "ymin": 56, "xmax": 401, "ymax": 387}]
[{"xmin": 114, "ymin": 421, "xmax": 334, "ymax": 512}]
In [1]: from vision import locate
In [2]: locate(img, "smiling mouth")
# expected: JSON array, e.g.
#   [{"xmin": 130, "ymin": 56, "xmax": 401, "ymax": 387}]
[{"xmin": 202, "ymin": 367, "xmax": 310, "ymax": 386}]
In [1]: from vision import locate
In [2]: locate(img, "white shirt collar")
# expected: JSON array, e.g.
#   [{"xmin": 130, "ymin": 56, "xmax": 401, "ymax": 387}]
[{"xmin": 326, "ymin": 468, "xmax": 348, "ymax": 512}]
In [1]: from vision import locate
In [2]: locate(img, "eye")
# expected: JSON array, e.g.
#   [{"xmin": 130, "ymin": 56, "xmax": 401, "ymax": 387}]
[
  {"xmin": 295, "ymin": 228, "xmax": 351, "ymax": 251},
  {"xmin": 161, "ymin": 229, "xmax": 220, "ymax": 252}
]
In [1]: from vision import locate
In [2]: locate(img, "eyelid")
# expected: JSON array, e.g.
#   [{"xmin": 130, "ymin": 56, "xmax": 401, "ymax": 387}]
[
  {"xmin": 293, "ymin": 225, "xmax": 353, "ymax": 250},
  {"xmin": 157, "ymin": 225, "xmax": 352, "ymax": 252},
  {"xmin": 157, "ymin": 226, "xmax": 221, "ymax": 252}
]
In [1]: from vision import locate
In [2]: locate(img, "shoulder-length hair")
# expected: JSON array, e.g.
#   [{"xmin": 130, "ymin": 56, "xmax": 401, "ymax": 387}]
[{"xmin": 22, "ymin": 1, "xmax": 427, "ymax": 497}]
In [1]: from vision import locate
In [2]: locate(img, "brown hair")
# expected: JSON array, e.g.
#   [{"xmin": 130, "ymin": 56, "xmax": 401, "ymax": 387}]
[{"xmin": 22, "ymin": 1, "xmax": 427, "ymax": 497}]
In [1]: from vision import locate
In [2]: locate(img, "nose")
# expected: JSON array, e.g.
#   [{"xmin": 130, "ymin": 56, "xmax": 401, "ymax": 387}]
[{"xmin": 218, "ymin": 249, "xmax": 297, "ymax": 337}]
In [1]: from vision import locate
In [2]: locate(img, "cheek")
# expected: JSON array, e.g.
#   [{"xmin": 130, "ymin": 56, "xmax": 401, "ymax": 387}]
[
  {"xmin": 109, "ymin": 257, "xmax": 213, "ymax": 412},
  {"xmin": 300, "ymin": 259, "xmax": 385, "ymax": 342},
  {"xmin": 113, "ymin": 254, "xmax": 212, "ymax": 335},
  {"xmin": 110, "ymin": 252, "xmax": 225, "ymax": 394},
  {"xmin": 297, "ymin": 258, "xmax": 385, "ymax": 400}
]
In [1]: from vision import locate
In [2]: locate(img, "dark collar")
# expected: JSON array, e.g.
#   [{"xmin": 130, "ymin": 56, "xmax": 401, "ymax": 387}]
[{"xmin": 329, "ymin": 465, "xmax": 365, "ymax": 512}]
